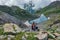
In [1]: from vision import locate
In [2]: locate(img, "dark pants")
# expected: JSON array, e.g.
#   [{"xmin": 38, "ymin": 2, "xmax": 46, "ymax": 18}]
[
  {"xmin": 32, "ymin": 26, "xmax": 35, "ymax": 31},
  {"xmin": 32, "ymin": 26, "xmax": 38, "ymax": 31}
]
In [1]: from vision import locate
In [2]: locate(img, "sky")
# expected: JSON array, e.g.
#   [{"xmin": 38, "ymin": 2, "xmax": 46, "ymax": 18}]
[{"xmin": 0, "ymin": 0, "xmax": 56, "ymax": 9}]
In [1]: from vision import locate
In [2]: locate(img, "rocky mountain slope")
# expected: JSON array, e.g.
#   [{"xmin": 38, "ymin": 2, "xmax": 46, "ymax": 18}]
[
  {"xmin": 36, "ymin": 1, "xmax": 60, "ymax": 16},
  {"xmin": 0, "ymin": 11, "xmax": 21, "ymax": 25},
  {"xmin": 0, "ymin": 5, "xmax": 38, "ymax": 27},
  {"xmin": 0, "ymin": 11, "xmax": 28, "ymax": 28},
  {"xmin": 0, "ymin": 5, "xmax": 38, "ymax": 21},
  {"xmin": 35, "ymin": 1, "xmax": 60, "ymax": 31}
]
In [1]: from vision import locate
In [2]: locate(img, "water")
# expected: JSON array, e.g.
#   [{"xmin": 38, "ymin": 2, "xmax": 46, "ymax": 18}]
[{"xmin": 30, "ymin": 14, "xmax": 49, "ymax": 24}]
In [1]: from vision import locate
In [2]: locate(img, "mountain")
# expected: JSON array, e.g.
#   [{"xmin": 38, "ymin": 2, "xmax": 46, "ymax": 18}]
[
  {"xmin": 35, "ymin": 1, "xmax": 60, "ymax": 30},
  {"xmin": 0, "ymin": 11, "xmax": 28, "ymax": 28},
  {"xmin": 36, "ymin": 1, "xmax": 60, "ymax": 16},
  {"xmin": 0, "ymin": 5, "xmax": 38, "ymax": 28},
  {"xmin": 0, "ymin": 11, "xmax": 21, "ymax": 25},
  {"xmin": 0, "ymin": 5, "xmax": 38, "ymax": 21}
]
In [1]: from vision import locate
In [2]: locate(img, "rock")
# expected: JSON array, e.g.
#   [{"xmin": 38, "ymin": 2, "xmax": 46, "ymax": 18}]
[
  {"xmin": 35, "ymin": 31, "xmax": 48, "ymax": 40},
  {"xmin": 0, "ymin": 11, "xmax": 27, "ymax": 28},
  {"xmin": 22, "ymin": 36, "xmax": 27, "ymax": 40},
  {"xmin": 8, "ymin": 35, "xmax": 15, "ymax": 38},
  {"xmin": 53, "ymin": 33, "xmax": 60, "ymax": 40},
  {"xmin": 3, "ymin": 23, "xmax": 21, "ymax": 33},
  {"xmin": 54, "ymin": 33, "xmax": 60, "ymax": 37},
  {"xmin": 0, "ymin": 11, "xmax": 22, "ymax": 25},
  {"xmin": 24, "ymin": 34, "xmax": 28, "ymax": 37},
  {"xmin": 57, "ymin": 36, "xmax": 60, "ymax": 40},
  {"xmin": 48, "ymin": 32, "xmax": 55, "ymax": 38},
  {"xmin": 12, "ymin": 23, "xmax": 22, "ymax": 33},
  {"xmin": 24, "ymin": 21, "xmax": 31, "ymax": 27},
  {"xmin": 3, "ymin": 23, "xmax": 14, "ymax": 33},
  {"xmin": 0, "ymin": 35, "xmax": 6, "ymax": 39},
  {"xmin": 7, "ymin": 37, "xmax": 11, "ymax": 40},
  {"xmin": 7, "ymin": 35, "xmax": 15, "ymax": 40}
]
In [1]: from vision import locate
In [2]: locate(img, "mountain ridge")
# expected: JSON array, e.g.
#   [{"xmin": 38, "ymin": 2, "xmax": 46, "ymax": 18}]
[
  {"xmin": 0, "ymin": 5, "xmax": 38, "ymax": 21},
  {"xmin": 36, "ymin": 1, "xmax": 60, "ymax": 16}
]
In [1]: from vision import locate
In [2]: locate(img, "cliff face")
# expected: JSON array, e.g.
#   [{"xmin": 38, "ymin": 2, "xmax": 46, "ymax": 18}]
[
  {"xmin": 0, "ymin": 11, "xmax": 22, "ymax": 25},
  {"xmin": 0, "ymin": 11, "xmax": 28, "ymax": 28}
]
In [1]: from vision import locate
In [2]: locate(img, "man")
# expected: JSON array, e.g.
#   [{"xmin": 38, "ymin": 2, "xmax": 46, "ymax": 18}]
[
  {"xmin": 32, "ymin": 22, "xmax": 36, "ymax": 31},
  {"xmin": 32, "ymin": 22, "xmax": 39, "ymax": 31}
]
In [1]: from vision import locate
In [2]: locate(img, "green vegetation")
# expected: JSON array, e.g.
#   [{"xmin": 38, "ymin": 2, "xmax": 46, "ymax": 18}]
[
  {"xmin": 26, "ymin": 32, "xmax": 37, "ymax": 40},
  {"xmin": 15, "ymin": 32, "xmax": 25, "ymax": 40},
  {"xmin": 0, "ymin": 25, "xmax": 3, "ymax": 35},
  {"xmin": 14, "ymin": 32, "xmax": 38, "ymax": 40},
  {"xmin": 0, "ymin": 28, "xmax": 3, "ymax": 35},
  {"xmin": 36, "ymin": 1, "xmax": 60, "ymax": 16},
  {"xmin": 0, "ymin": 5, "xmax": 38, "ymax": 21},
  {"xmin": 0, "ymin": 29, "xmax": 38, "ymax": 40},
  {"xmin": 0, "ymin": 1, "xmax": 60, "ymax": 40}
]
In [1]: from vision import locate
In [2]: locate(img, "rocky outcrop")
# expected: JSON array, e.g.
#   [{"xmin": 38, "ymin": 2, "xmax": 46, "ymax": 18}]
[
  {"xmin": 49, "ymin": 20, "xmax": 60, "ymax": 27},
  {"xmin": 0, "ymin": 11, "xmax": 27, "ymax": 28},
  {"xmin": 3, "ymin": 23, "xmax": 22, "ymax": 33},
  {"xmin": 0, "ymin": 11, "xmax": 21, "ymax": 25}
]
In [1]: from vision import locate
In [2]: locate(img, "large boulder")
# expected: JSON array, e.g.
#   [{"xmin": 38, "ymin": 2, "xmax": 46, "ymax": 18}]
[
  {"xmin": 3, "ymin": 23, "xmax": 21, "ymax": 33},
  {"xmin": 35, "ymin": 31, "xmax": 48, "ymax": 40}
]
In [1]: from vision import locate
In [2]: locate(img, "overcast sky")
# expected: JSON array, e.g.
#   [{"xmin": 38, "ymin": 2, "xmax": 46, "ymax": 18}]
[{"xmin": 0, "ymin": 0, "xmax": 56, "ymax": 9}]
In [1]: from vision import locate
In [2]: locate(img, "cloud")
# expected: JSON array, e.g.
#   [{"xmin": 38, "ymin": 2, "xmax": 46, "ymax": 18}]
[
  {"xmin": 0, "ymin": 0, "xmax": 56, "ymax": 9},
  {"xmin": 51, "ymin": 0, "xmax": 56, "ymax": 2}
]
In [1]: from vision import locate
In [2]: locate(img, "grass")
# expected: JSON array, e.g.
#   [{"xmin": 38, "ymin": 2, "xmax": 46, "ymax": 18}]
[
  {"xmin": 14, "ymin": 32, "xmax": 38, "ymax": 40},
  {"xmin": 0, "ymin": 24, "xmax": 38, "ymax": 40},
  {"xmin": 0, "ymin": 27, "xmax": 4, "ymax": 35},
  {"xmin": 15, "ymin": 32, "xmax": 26, "ymax": 40}
]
